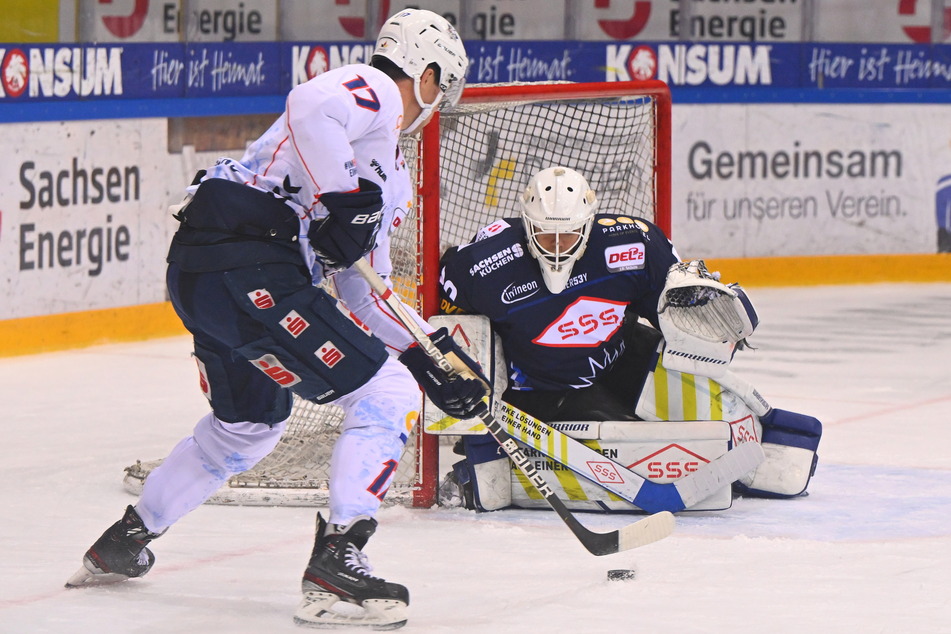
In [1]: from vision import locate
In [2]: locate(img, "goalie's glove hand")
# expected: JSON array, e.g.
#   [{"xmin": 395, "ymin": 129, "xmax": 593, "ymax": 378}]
[
  {"xmin": 399, "ymin": 327, "xmax": 490, "ymax": 419},
  {"xmin": 308, "ymin": 178, "xmax": 384, "ymax": 271}
]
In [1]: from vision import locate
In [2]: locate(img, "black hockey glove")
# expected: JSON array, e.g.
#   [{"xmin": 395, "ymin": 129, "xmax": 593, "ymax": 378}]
[
  {"xmin": 308, "ymin": 178, "xmax": 384, "ymax": 271},
  {"xmin": 398, "ymin": 328, "xmax": 490, "ymax": 419}
]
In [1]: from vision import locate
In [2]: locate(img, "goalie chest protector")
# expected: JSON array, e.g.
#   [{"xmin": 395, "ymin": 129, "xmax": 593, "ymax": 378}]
[{"xmin": 439, "ymin": 215, "xmax": 679, "ymax": 391}]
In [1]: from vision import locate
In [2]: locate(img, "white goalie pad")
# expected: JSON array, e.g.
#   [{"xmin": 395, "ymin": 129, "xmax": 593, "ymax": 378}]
[
  {"xmin": 424, "ymin": 314, "xmax": 507, "ymax": 435},
  {"xmin": 510, "ymin": 420, "xmax": 734, "ymax": 512},
  {"xmin": 657, "ymin": 260, "xmax": 757, "ymax": 378},
  {"xmin": 638, "ymin": 346, "xmax": 820, "ymax": 498}
]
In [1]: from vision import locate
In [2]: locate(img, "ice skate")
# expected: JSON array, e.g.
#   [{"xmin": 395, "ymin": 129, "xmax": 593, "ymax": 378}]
[
  {"xmin": 65, "ymin": 505, "xmax": 163, "ymax": 588},
  {"xmin": 293, "ymin": 513, "xmax": 408, "ymax": 630}
]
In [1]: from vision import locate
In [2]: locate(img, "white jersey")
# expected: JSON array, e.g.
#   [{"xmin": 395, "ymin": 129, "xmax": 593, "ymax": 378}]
[{"xmin": 193, "ymin": 63, "xmax": 424, "ymax": 353}]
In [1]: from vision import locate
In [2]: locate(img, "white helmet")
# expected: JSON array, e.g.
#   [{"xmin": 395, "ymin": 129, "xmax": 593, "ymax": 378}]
[
  {"xmin": 520, "ymin": 166, "xmax": 598, "ymax": 294},
  {"xmin": 373, "ymin": 9, "xmax": 468, "ymax": 134}
]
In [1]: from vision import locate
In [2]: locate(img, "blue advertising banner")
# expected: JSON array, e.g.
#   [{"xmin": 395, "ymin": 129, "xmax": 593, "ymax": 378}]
[
  {"xmin": 0, "ymin": 42, "xmax": 282, "ymax": 102},
  {"xmin": 1, "ymin": 40, "xmax": 949, "ymax": 121}
]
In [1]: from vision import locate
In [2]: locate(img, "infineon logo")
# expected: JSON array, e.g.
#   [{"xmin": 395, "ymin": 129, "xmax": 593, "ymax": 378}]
[{"xmin": 0, "ymin": 46, "xmax": 123, "ymax": 99}]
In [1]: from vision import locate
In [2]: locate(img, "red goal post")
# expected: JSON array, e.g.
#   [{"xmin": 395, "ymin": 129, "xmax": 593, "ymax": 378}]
[
  {"xmin": 121, "ymin": 80, "xmax": 671, "ymax": 509},
  {"xmin": 411, "ymin": 80, "xmax": 672, "ymax": 506}
]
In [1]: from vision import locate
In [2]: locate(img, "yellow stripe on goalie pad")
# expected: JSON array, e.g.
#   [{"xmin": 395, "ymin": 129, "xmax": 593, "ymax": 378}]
[
  {"xmin": 637, "ymin": 351, "xmax": 726, "ymax": 423},
  {"xmin": 511, "ymin": 451, "xmax": 626, "ymax": 503}
]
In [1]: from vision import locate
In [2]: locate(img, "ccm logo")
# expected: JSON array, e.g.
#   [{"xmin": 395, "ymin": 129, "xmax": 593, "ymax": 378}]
[
  {"xmin": 646, "ymin": 461, "xmax": 700, "ymax": 479},
  {"xmin": 605, "ymin": 242, "xmax": 645, "ymax": 270}
]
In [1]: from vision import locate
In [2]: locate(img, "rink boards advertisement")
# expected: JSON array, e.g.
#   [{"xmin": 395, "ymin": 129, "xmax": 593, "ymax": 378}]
[
  {"xmin": 1, "ymin": 41, "xmax": 950, "ymax": 105},
  {"xmin": 671, "ymin": 104, "xmax": 951, "ymax": 258},
  {"xmin": 0, "ymin": 120, "xmax": 174, "ymax": 319},
  {"xmin": 0, "ymin": 106, "xmax": 944, "ymax": 321},
  {"xmin": 1, "ymin": 38, "xmax": 949, "ymax": 321}
]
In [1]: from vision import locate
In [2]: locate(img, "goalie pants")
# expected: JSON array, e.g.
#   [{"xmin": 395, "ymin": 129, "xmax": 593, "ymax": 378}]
[
  {"xmin": 503, "ymin": 318, "xmax": 662, "ymax": 422},
  {"xmin": 459, "ymin": 320, "xmax": 663, "ymax": 510}
]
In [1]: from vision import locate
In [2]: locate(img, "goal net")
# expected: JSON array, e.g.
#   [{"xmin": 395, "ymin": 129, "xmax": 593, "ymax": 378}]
[{"xmin": 123, "ymin": 80, "xmax": 671, "ymax": 508}]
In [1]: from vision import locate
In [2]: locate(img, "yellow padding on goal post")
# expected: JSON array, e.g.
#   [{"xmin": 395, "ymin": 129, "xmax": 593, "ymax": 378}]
[{"xmin": 0, "ymin": 302, "xmax": 187, "ymax": 357}]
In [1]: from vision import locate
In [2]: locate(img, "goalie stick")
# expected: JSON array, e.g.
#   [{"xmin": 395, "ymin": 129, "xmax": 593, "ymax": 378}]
[
  {"xmin": 499, "ymin": 401, "xmax": 766, "ymax": 512},
  {"xmin": 352, "ymin": 259, "xmax": 675, "ymax": 556}
]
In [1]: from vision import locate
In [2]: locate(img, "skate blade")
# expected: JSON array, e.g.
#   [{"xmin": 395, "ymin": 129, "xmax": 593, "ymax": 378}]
[
  {"xmin": 64, "ymin": 562, "xmax": 131, "ymax": 588},
  {"xmin": 293, "ymin": 591, "xmax": 407, "ymax": 630}
]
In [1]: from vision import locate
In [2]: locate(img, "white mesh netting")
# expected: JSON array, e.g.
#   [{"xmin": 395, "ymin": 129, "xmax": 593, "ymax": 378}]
[{"xmin": 123, "ymin": 82, "xmax": 668, "ymax": 507}]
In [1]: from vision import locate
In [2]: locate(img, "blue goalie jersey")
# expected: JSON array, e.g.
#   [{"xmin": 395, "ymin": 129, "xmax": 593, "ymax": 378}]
[{"xmin": 438, "ymin": 214, "xmax": 679, "ymax": 391}]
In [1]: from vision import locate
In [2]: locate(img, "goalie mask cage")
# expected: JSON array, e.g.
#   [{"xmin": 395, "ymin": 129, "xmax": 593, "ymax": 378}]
[{"xmin": 123, "ymin": 80, "xmax": 671, "ymax": 508}]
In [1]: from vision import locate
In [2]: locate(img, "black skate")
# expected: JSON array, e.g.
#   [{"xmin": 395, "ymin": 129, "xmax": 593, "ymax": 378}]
[
  {"xmin": 293, "ymin": 513, "xmax": 409, "ymax": 630},
  {"xmin": 65, "ymin": 505, "xmax": 163, "ymax": 588}
]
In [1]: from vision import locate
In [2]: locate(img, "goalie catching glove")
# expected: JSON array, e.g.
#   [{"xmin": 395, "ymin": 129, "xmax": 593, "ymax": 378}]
[
  {"xmin": 398, "ymin": 327, "xmax": 489, "ymax": 419},
  {"xmin": 309, "ymin": 178, "xmax": 384, "ymax": 271},
  {"xmin": 658, "ymin": 260, "xmax": 758, "ymax": 378}
]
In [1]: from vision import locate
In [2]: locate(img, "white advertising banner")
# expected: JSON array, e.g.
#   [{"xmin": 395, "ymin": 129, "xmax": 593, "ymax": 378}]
[
  {"xmin": 671, "ymin": 104, "xmax": 949, "ymax": 258},
  {"xmin": 573, "ymin": 0, "xmax": 803, "ymax": 42},
  {"xmin": 281, "ymin": 0, "xmax": 462, "ymax": 41},
  {"xmin": 79, "ymin": 0, "xmax": 277, "ymax": 43},
  {"xmin": 814, "ymin": 0, "xmax": 951, "ymax": 43},
  {"xmin": 0, "ymin": 119, "xmax": 174, "ymax": 319}
]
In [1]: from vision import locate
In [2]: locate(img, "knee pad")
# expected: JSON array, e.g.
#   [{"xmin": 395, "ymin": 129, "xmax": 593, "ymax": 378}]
[
  {"xmin": 734, "ymin": 408, "xmax": 822, "ymax": 498},
  {"xmin": 223, "ymin": 266, "xmax": 388, "ymax": 403},
  {"xmin": 453, "ymin": 434, "xmax": 511, "ymax": 512},
  {"xmin": 193, "ymin": 413, "xmax": 286, "ymax": 475}
]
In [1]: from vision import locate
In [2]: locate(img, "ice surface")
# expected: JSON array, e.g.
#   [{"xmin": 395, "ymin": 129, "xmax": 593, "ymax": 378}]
[{"xmin": 2, "ymin": 283, "xmax": 949, "ymax": 633}]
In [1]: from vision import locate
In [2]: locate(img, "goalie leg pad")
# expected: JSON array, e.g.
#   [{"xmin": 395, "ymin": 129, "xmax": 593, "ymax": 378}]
[
  {"xmin": 734, "ymin": 408, "xmax": 822, "ymax": 498},
  {"xmin": 453, "ymin": 434, "xmax": 512, "ymax": 512},
  {"xmin": 223, "ymin": 265, "xmax": 388, "ymax": 403}
]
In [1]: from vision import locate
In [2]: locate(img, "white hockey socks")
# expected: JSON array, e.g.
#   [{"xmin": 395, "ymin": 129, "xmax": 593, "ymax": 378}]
[
  {"xmin": 327, "ymin": 357, "xmax": 421, "ymax": 524},
  {"xmin": 136, "ymin": 413, "xmax": 285, "ymax": 532}
]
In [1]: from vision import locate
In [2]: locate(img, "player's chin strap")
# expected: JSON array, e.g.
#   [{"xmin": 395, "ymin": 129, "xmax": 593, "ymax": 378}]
[
  {"xmin": 657, "ymin": 260, "xmax": 759, "ymax": 378},
  {"xmin": 402, "ymin": 82, "xmax": 444, "ymax": 135}
]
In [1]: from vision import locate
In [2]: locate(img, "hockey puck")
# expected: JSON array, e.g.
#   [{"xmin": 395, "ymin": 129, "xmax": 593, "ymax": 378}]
[{"xmin": 607, "ymin": 569, "xmax": 636, "ymax": 581}]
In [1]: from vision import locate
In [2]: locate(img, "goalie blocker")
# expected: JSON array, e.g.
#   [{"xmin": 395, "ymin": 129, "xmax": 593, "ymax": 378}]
[{"xmin": 427, "ymin": 310, "xmax": 820, "ymax": 512}]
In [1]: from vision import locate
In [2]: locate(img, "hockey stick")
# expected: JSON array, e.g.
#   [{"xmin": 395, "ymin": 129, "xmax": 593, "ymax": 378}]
[
  {"xmin": 352, "ymin": 259, "xmax": 675, "ymax": 556},
  {"xmin": 499, "ymin": 401, "xmax": 765, "ymax": 512}
]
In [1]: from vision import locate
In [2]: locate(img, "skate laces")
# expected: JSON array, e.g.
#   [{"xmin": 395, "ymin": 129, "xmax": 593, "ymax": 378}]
[{"xmin": 343, "ymin": 544, "xmax": 379, "ymax": 579}]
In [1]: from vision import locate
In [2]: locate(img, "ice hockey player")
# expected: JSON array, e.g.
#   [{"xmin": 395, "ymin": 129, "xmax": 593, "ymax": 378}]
[
  {"xmin": 65, "ymin": 9, "xmax": 485, "ymax": 630},
  {"xmin": 437, "ymin": 166, "xmax": 821, "ymax": 512}
]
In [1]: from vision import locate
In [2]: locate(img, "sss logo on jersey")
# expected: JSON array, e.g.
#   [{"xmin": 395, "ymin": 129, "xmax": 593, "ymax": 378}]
[
  {"xmin": 605, "ymin": 242, "xmax": 646, "ymax": 271},
  {"xmin": 533, "ymin": 297, "xmax": 626, "ymax": 347}
]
